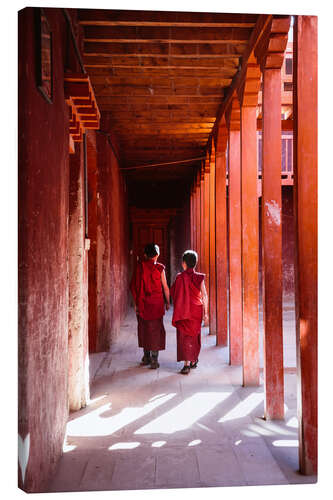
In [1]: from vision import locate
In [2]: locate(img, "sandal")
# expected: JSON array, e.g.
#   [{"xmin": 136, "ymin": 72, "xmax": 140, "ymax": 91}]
[
  {"xmin": 150, "ymin": 359, "xmax": 160, "ymax": 369},
  {"xmin": 190, "ymin": 360, "xmax": 198, "ymax": 369},
  {"xmin": 140, "ymin": 355, "xmax": 151, "ymax": 366},
  {"xmin": 180, "ymin": 365, "xmax": 190, "ymax": 375}
]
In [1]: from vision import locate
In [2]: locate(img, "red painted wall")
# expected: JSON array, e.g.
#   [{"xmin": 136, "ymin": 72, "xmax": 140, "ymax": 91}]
[
  {"xmin": 87, "ymin": 129, "xmax": 129, "ymax": 352},
  {"xmin": 18, "ymin": 8, "xmax": 70, "ymax": 492}
]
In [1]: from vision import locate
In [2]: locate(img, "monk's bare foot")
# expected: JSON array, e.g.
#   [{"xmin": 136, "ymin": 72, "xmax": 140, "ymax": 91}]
[
  {"xmin": 180, "ymin": 365, "xmax": 190, "ymax": 375},
  {"xmin": 190, "ymin": 360, "xmax": 198, "ymax": 369}
]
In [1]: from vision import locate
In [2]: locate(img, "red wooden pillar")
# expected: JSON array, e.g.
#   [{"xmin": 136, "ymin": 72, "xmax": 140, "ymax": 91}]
[
  {"xmin": 190, "ymin": 185, "xmax": 194, "ymax": 248},
  {"xmin": 209, "ymin": 144, "xmax": 217, "ymax": 335},
  {"xmin": 256, "ymin": 17, "xmax": 290, "ymax": 418},
  {"xmin": 261, "ymin": 68, "xmax": 284, "ymax": 417},
  {"xmin": 215, "ymin": 120, "xmax": 228, "ymax": 346},
  {"xmin": 293, "ymin": 15, "xmax": 318, "ymax": 475},
  {"xmin": 192, "ymin": 183, "xmax": 196, "ymax": 251},
  {"xmin": 226, "ymin": 96, "xmax": 243, "ymax": 365},
  {"xmin": 204, "ymin": 155, "xmax": 210, "ymax": 311},
  {"xmin": 200, "ymin": 165, "xmax": 205, "ymax": 273},
  {"xmin": 195, "ymin": 171, "xmax": 201, "ymax": 257},
  {"xmin": 239, "ymin": 57, "xmax": 261, "ymax": 385}
]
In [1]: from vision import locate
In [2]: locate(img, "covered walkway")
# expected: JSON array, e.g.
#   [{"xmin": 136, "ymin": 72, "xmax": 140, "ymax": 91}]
[
  {"xmin": 18, "ymin": 6, "xmax": 318, "ymax": 494},
  {"xmin": 48, "ymin": 307, "xmax": 315, "ymax": 492}
]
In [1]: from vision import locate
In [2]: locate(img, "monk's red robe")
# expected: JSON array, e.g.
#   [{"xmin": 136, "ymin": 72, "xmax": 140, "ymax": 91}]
[
  {"xmin": 171, "ymin": 268, "xmax": 204, "ymax": 362},
  {"xmin": 130, "ymin": 259, "xmax": 166, "ymax": 351}
]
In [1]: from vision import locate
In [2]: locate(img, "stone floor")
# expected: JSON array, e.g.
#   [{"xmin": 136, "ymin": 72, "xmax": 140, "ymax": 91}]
[{"xmin": 48, "ymin": 306, "xmax": 317, "ymax": 494}]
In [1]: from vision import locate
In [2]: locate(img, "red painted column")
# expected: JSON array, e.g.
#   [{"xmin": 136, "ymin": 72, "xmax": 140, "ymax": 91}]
[
  {"xmin": 192, "ymin": 184, "xmax": 196, "ymax": 251},
  {"xmin": 209, "ymin": 146, "xmax": 217, "ymax": 335},
  {"xmin": 262, "ymin": 67, "xmax": 284, "ymax": 418},
  {"xmin": 227, "ymin": 113, "xmax": 243, "ymax": 365},
  {"xmin": 293, "ymin": 15, "xmax": 318, "ymax": 475},
  {"xmin": 204, "ymin": 158, "xmax": 210, "ymax": 306},
  {"xmin": 196, "ymin": 172, "xmax": 201, "ymax": 262},
  {"xmin": 240, "ymin": 104, "xmax": 260, "ymax": 386},
  {"xmin": 200, "ymin": 166, "xmax": 205, "ymax": 273},
  {"xmin": 215, "ymin": 122, "xmax": 228, "ymax": 346},
  {"xmin": 190, "ymin": 186, "xmax": 193, "ymax": 247}
]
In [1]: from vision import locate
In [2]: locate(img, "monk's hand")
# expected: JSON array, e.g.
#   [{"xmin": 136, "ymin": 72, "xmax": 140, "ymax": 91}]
[
  {"xmin": 203, "ymin": 313, "xmax": 209, "ymax": 326},
  {"xmin": 165, "ymin": 303, "xmax": 170, "ymax": 311}
]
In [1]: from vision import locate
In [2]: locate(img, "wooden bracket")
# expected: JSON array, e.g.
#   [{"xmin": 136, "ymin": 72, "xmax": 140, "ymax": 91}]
[
  {"xmin": 255, "ymin": 16, "xmax": 291, "ymax": 71},
  {"xmin": 64, "ymin": 73, "xmax": 101, "ymax": 152}
]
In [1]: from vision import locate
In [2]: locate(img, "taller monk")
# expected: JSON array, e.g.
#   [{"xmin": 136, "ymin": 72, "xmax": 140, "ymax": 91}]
[
  {"xmin": 171, "ymin": 250, "xmax": 208, "ymax": 375},
  {"xmin": 130, "ymin": 243, "xmax": 170, "ymax": 369}
]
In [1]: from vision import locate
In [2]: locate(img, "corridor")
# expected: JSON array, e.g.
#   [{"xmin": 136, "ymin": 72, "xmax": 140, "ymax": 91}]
[
  {"xmin": 18, "ymin": 7, "xmax": 317, "ymax": 494},
  {"xmin": 48, "ymin": 307, "xmax": 315, "ymax": 492}
]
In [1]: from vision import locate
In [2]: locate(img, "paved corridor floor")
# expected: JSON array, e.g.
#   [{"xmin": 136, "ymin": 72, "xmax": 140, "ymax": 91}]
[{"xmin": 48, "ymin": 307, "xmax": 316, "ymax": 494}]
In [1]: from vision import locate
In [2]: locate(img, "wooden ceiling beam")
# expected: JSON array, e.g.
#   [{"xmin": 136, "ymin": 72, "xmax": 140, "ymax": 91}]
[
  {"xmin": 83, "ymin": 56, "xmax": 239, "ymax": 69},
  {"xmin": 83, "ymin": 26, "xmax": 253, "ymax": 43},
  {"xmin": 110, "ymin": 122, "xmax": 214, "ymax": 127},
  {"xmin": 209, "ymin": 14, "xmax": 273, "ymax": 142},
  {"xmin": 78, "ymin": 9, "xmax": 258, "ymax": 26},
  {"xmin": 87, "ymin": 67, "xmax": 241, "ymax": 77},
  {"xmin": 96, "ymin": 96, "xmax": 222, "ymax": 104},
  {"xmin": 89, "ymin": 75, "xmax": 231, "ymax": 86},
  {"xmin": 84, "ymin": 42, "xmax": 246, "ymax": 57}
]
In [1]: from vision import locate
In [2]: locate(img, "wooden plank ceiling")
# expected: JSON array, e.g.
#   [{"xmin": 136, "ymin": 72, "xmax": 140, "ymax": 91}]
[{"xmin": 78, "ymin": 9, "xmax": 259, "ymax": 182}]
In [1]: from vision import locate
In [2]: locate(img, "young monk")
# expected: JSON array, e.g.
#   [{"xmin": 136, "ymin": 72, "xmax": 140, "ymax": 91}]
[
  {"xmin": 171, "ymin": 250, "xmax": 208, "ymax": 374},
  {"xmin": 130, "ymin": 243, "xmax": 170, "ymax": 369}
]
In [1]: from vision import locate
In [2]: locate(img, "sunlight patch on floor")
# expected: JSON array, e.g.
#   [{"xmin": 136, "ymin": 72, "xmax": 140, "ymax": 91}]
[
  {"xmin": 272, "ymin": 439, "xmax": 298, "ymax": 447},
  {"xmin": 109, "ymin": 442, "xmax": 141, "ymax": 450},
  {"xmin": 67, "ymin": 393, "xmax": 177, "ymax": 437},
  {"xmin": 188, "ymin": 439, "xmax": 202, "ymax": 447},
  {"xmin": 134, "ymin": 392, "xmax": 231, "ymax": 435},
  {"xmin": 218, "ymin": 393, "xmax": 263, "ymax": 422},
  {"xmin": 151, "ymin": 441, "xmax": 166, "ymax": 448}
]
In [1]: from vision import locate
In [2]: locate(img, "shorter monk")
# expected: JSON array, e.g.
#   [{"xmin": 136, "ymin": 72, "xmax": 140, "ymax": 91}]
[
  {"xmin": 130, "ymin": 243, "xmax": 170, "ymax": 369},
  {"xmin": 171, "ymin": 250, "xmax": 208, "ymax": 375}
]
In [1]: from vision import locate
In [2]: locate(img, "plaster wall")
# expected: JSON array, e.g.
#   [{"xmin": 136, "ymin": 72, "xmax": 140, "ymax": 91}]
[
  {"xmin": 87, "ymin": 130, "xmax": 129, "ymax": 352},
  {"xmin": 18, "ymin": 7, "xmax": 70, "ymax": 492}
]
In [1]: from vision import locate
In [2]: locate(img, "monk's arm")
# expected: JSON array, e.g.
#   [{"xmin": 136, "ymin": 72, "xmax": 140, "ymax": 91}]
[
  {"xmin": 161, "ymin": 270, "xmax": 170, "ymax": 310},
  {"xmin": 200, "ymin": 281, "xmax": 209, "ymax": 325}
]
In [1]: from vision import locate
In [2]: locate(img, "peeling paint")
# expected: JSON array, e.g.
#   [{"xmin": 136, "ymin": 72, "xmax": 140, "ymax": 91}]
[{"xmin": 265, "ymin": 200, "xmax": 281, "ymax": 226}]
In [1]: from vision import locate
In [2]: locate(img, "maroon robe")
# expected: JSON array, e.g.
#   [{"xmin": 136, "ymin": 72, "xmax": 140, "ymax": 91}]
[
  {"xmin": 171, "ymin": 268, "xmax": 205, "ymax": 362},
  {"xmin": 130, "ymin": 259, "xmax": 166, "ymax": 351}
]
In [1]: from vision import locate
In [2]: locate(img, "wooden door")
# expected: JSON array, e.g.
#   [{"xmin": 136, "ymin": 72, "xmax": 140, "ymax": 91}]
[
  {"xmin": 130, "ymin": 208, "xmax": 178, "ymax": 283},
  {"xmin": 135, "ymin": 224, "xmax": 167, "ymax": 266}
]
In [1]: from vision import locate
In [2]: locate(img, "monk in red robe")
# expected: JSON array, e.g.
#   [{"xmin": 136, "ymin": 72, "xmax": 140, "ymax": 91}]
[
  {"xmin": 130, "ymin": 243, "xmax": 170, "ymax": 369},
  {"xmin": 171, "ymin": 250, "xmax": 208, "ymax": 374}
]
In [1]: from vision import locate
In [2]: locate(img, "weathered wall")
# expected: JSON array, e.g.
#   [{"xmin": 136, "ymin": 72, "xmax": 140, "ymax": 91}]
[
  {"xmin": 87, "ymin": 129, "xmax": 129, "ymax": 352},
  {"xmin": 68, "ymin": 141, "xmax": 89, "ymax": 411},
  {"xmin": 18, "ymin": 7, "xmax": 70, "ymax": 492}
]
